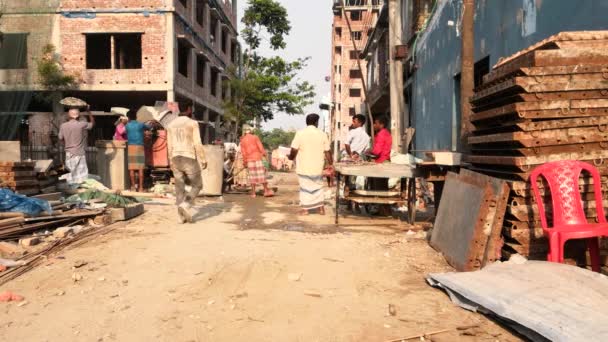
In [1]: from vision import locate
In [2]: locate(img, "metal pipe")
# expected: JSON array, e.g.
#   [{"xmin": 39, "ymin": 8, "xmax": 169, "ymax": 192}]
[{"xmin": 460, "ymin": 0, "xmax": 475, "ymax": 150}]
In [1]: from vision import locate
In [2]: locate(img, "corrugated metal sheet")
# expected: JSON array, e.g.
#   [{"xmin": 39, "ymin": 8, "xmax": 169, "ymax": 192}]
[
  {"xmin": 427, "ymin": 260, "xmax": 608, "ymax": 342},
  {"xmin": 411, "ymin": 0, "xmax": 608, "ymax": 155}
]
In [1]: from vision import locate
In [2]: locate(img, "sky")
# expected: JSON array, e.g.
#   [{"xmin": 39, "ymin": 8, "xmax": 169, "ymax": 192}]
[{"xmin": 236, "ymin": 0, "xmax": 332, "ymax": 131}]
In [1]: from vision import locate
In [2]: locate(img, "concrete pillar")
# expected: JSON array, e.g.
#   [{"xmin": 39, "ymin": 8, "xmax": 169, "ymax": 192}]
[
  {"xmin": 225, "ymin": 31, "xmax": 231, "ymax": 58},
  {"xmin": 203, "ymin": 108, "xmax": 210, "ymax": 144},
  {"xmin": 204, "ymin": 2, "xmax": 212, "ymax": 40},
  {"xmin": 204, "ymin": 61, "xmax": 212, "ymax": 96},
  {"xmin": 215, "ymin": 113, "xmax": 221, "ymax": 140},
  {"xmin": 166, "ymin": 13, "xmax": 176, "ymax": 102},
  {"xmin": 215, "ymin": 15, "xmax": 222, "ymax": 50}
]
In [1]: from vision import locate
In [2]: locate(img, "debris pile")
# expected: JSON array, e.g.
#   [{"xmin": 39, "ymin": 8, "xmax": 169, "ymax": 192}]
[{"xmin": 466, "ymin": 31, "xmax": 608, "ymax": 263}]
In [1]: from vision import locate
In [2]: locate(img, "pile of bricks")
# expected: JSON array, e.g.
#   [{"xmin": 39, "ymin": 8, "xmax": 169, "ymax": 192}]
[
  {"xmin": 0, "ymin": 162, "xmax": 39, "ymax": 196},
  {"xmin": 465, "ymin": 31, "xmax": 608, "ymax": 263}
]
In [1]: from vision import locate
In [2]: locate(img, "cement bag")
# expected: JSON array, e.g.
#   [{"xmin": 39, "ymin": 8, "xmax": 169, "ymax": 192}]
[{"xmin": 200, "ymin": 145, "xmax": 224, "ymax": 196}]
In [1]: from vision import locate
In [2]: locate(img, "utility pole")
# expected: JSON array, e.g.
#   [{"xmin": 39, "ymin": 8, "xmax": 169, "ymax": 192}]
[
  {"xmin": 460, "ymin": 0, "xmax": 475, "ymax": 149},
  {"xmin": 388, "ymin": 0, "xmax": 406, "ymax": 152}
]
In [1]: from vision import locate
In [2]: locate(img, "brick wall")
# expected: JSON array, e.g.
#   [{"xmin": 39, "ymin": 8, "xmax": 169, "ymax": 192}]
[
  {"xmin": 60, "ymin": 14, "xmax": 168, "ymax": 87},
  {"xmin": 60, "ymin": 0, "xmax": 168, "ymax": 9}
]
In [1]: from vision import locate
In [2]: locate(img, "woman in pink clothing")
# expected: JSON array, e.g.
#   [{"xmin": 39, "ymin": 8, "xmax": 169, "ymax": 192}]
[{"xmin": 113, "ymin": 116, "xmax": 128, "ymax": 141}]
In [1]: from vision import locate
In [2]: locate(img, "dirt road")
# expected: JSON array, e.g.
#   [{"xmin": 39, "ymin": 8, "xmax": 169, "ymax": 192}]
[{"xmin": 0, "ymin": 173, "xmax": 519, "ymax": 341}]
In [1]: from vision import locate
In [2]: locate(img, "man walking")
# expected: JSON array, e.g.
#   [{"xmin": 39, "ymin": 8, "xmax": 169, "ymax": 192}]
[
  {"xmin": 345, "ymin": 114, "xmax": 370, "ymax": 159},
  {"xmin": 240, "ymin": 124, "xmax": 274, "ymax": 198},
  {"xmin": 166, "ymin": 109, "xmax": 207, "ymax": 223},
  {"xmin": 58, "ymin": 107, "xmax": 94, "ymax": 185},
  {"xmin": 289, "ymin": 114, "xmax": 332, "ymax": 215}
]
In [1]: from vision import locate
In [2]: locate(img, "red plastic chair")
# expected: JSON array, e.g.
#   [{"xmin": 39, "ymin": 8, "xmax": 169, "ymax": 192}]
[{"xmin": 530, "ymin": 160, "xmax": 608, "ymax": 272}]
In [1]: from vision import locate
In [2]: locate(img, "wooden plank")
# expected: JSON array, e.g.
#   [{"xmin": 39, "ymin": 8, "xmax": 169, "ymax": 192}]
[
  {"xmin": 0, "ymin": 161, "xmax": 35, "ymax": 168},
  {"xmin": 32, "ymin": 192, "xmax": 63, "ymax": 201},
  {"xmin": 0, "ymin": 180, "xmax": 40, "ymax": 187},
  {"xmin": 24, "ymin": 210, "xmax": 103, "ymax": 223},
  {"xmin": 335, "ymin": 163, "xmax": 416, "ymax": 178},
  {"xmin": 0, "ymin": 171, "xmax": 37, "ymax": 178}
]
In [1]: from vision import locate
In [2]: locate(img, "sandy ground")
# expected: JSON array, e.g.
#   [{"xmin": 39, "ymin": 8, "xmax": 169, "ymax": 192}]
[{"xmin": 0, "ymin": 173, "xmax": 520, "ymax": 342}]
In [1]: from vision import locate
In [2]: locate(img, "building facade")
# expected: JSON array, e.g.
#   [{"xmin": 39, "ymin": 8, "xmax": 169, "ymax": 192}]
[
  {"xmin": 0, "ymin": 0, "xmax": 239, "ymax": 145},
  {"xmin": 362, "ymin": 0, "xmax": 608, "ymax": 155},
  {"xmin": 330, "ymin": 0, "xmax": 382, "ymax": 147}
]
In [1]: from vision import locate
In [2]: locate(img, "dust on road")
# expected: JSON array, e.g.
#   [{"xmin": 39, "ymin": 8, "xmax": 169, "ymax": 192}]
[{"xmin": 0, "ymin": 173, "xmax": 519, "ymax": 342}]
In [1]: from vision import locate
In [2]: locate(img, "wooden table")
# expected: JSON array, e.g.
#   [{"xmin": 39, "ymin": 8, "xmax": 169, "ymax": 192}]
[{"xmin": 334, "ymin": 163, "xmax": 418, "ymax": 225}]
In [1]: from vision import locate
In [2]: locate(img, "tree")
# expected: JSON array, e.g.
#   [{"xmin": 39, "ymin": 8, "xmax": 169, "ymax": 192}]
[
  {"xmin": 36, "ymin": 44, "xmax": 77, "ymax": 134},
  {"xmin": 224, "ymin": 0, "xmax": 315, "ymax": 137},
  {"xmin": 255, "ymin": 128, "xmax": 295, "ymax": 151}
]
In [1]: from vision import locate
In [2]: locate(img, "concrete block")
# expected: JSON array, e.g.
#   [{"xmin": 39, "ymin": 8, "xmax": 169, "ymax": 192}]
[
  {"xmin": 109, "ymin": 203, "xmax": 145, "ymax": 222},
  {"xmin": 19, "ymin": 237, "xmax": 41, "ymax": 247},
  {"xmin": 0, "ymin": 242, "xmax": 23, "ymax": 257},
  {"xmin": 0, "ymin": 141, "xmax": 21, "ymax": 162},
  {"xmin": 53, "ymin": 227, "xmax": 74, "ymax": 239}
]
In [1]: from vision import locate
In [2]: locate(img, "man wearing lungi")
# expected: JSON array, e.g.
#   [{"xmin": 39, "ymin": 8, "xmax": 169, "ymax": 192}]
[
  {"xmin": 58, "ymin": 107, "xmax": 95, "ymax": 185},
  {"xmin": 167, "ymin": 109, "xmax": 207, "ymax": 223},
  {"xmin": 125, "ymin": 110, "xmax": 150, "ymax": 192},
  {"xmin": 240, "ymin": 124, "xmax": 274, "ymax": 198},
  {"xmin": 289, "ymin": 114, "xmax": 333, "ymax": 215}
]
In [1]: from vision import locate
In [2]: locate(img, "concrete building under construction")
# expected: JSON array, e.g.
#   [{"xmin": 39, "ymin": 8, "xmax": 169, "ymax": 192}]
[
  {"xmin": 0, "ymin": 0, "xmax": 239, "ymax": 146},
  {"xmin": 330, "ymin": 0, "xmax": 382, "ymax": 147}
]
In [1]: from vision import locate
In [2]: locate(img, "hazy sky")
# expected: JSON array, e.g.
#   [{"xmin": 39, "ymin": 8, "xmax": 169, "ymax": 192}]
[{"xmin": 237, "ymin": 0, "xmax": 332, "ymax": 131}]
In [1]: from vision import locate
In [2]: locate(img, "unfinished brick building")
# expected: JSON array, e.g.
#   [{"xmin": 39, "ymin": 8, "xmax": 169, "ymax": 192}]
[
  {"xmin": 330, "ymin": 0, "xmax": 381, "ymax": 146},
  {"xmin": 0, "ymin": 0, "xmax": 239, "ymax": 147}
]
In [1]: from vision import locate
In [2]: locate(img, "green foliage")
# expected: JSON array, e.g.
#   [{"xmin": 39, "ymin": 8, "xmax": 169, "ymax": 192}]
[
  {"xmin": 242, "ymin": 0, "xmax": 291, "ymax": 50},
  {"xmin": 37, "ymin": 44, "xmax": 75, "ymax": 90},
  {"xmin": 224, "ymin": 56, "xmax": 315, "ymax": 124},
  {"xmin": 224, "ymin": 0, "xmax": 315, "ymax": 133},
  {"xmin": 254, "ymin": 128, "xmax": 295, "ymax": 151}
]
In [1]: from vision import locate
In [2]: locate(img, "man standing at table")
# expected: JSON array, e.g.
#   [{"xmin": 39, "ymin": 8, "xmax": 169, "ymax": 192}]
[
  {"xmin": 289, "ymin": 113, "xmax": 333, "ymax": 215},
  {"xmin": 365, "ymin": 115, "xmax": 392, "ymax": 191},
  {"xmin": 345, "ymin": 114, "xmax": 370, "ymax": 159},
  {"xmin": 367, "ymin": 115, "xmax": 392, "ymax": 163}
]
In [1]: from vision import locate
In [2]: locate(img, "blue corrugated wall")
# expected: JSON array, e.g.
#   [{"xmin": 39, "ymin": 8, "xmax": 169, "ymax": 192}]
[{"xmin": 411, "ymin": 0, "xmax": 608, "ymax": 154}]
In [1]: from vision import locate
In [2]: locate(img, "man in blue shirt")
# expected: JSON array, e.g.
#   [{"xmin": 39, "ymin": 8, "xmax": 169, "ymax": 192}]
[{"xmin": 125, "ymin": 110, "xmax": 150, "ymax": 191}]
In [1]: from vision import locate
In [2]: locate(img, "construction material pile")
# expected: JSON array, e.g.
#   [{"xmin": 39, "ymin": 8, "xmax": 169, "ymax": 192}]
[
  {"xmin": 466, "ymin": 31, "xmax": 608, "ymax": 264},
  {"xmin": 0, "ymin": 162, "xmax": 39, "ymax": 196}
]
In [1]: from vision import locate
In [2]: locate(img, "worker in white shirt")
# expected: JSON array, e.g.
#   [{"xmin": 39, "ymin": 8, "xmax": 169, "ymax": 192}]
[{"xmin": 345, "ymin": 114, "xmax": 370, "ymax": 160}]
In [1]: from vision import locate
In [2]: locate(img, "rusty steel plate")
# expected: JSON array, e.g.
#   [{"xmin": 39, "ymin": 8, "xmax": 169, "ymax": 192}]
[
  {"xmin": 472, "ymin": 75, "xmax": 608, "ymax": 103},
  {"xmin": 468, "ymin": 126, "xmax": 608, "ymax": 146},
  {"xmin": 493, "ymin": 31, "xmax": 608, "ymax": 69},
  {"xmin": 483, "ymin": 65, "xmax": 608, "ymax": 86},
  {"xmin": 470, "ymin": 116, "xmax": 608, "ymax": 135},
  {"xmin": 472, "ymin": 142, "xmax": 608, "ymax": 157},
  {"xmin": 466, "ymin": 150, "xmax": 608, "ymax": 168},
  {"xmin": 471, "ymin": 99, "xmax": 608, "ymax": 122},
  {"xmin": 430, "ymin": 172, "xmax": 495, "ymax": 271},
  {"xmin": 471, "ymin": 90, "xmax": 608, "ymax": 113}
]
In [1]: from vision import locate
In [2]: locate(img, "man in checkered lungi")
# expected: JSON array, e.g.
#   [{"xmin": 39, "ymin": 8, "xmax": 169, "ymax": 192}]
[
  {"xmin": 59, "ymin": 107, "xmax": 95, "ymax": 185},
  {"xmin": 240, "ymin": 124, "xmax": 274, "ymax": 198}
]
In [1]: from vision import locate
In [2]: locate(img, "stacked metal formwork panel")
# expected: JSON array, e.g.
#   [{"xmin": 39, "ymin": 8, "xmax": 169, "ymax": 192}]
[{"xmin": 466, "ymin": 31, "xmax": 608, "ymax": 260}]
